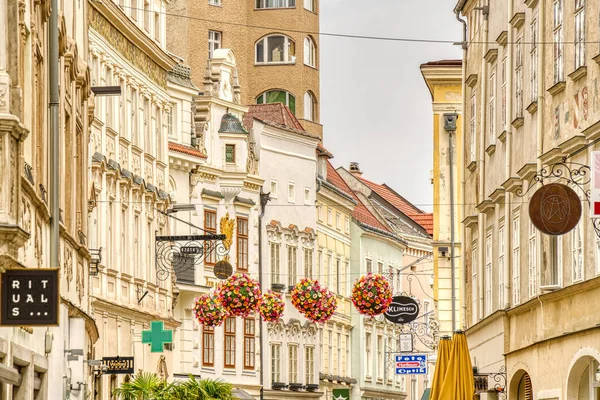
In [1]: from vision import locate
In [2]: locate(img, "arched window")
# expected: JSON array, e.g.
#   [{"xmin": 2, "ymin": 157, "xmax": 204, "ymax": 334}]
[
  {"xmin": 304, "ymin": 37, "xmax": 315, "ymax": 67},
  {"xmin": 303, "ymin": 92, "xmax": 315, "ymax": 121},
  {"xmin": 256, "ymin": 0, "xmax": 295, "ymax": 8},
  {"xmin": 257, "ymin": 90, "xmax": 296, "ymax": 114},
  {"xmin": 256, "ymin": 35, "xmax": 296, "ymax": 64}
]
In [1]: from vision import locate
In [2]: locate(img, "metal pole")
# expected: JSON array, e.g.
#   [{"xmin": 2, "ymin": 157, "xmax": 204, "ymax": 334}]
[
  {"xmin": 258, "ymin": 190, "xmax": 270, "ymax": 400},
  {"xmin": 49, "ymin": 0, "xmax": 59, "ymax": 284},
  {"xmin": 448, "ymin": 129, "xmax": 456, "ymax": 333}
]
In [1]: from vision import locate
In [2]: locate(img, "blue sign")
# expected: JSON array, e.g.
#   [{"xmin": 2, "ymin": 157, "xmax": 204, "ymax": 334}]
[{"xmin": 395, "ymin": 354, "xmax": 427, "ymax": 375}]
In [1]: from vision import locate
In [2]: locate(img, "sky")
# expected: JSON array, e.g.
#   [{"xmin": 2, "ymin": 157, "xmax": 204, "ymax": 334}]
[{"xmin": 320, "ymin": 0, "xmax": 462, "ymax": 212}]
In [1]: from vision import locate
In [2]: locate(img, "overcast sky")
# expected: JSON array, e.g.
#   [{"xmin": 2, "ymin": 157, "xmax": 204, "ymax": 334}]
[{"xmin": 320, "ymin": 0, "xmax": 462, "ymax": 212}]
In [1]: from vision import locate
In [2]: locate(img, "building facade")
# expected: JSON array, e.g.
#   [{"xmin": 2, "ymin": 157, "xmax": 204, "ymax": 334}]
[
  {"xmin": 165, "ymin": 0, "xmax": 322, "ymax": 136},
  {"xmin": 87, "ymin": 0, "xmax": 178, "ymax": 397},
  {"xmin": 457, "ymin": 0, "xmax": 600, "ymax": 397},
  {"xmin": 420, "ymin": 60, "xmax": 464, "ymax": 337},
  {"xmin": 0, "ymin": 0, "xmax": 98, "ymax": 397}
]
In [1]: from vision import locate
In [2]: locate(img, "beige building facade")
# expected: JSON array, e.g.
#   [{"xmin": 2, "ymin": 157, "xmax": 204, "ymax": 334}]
[
  {"xmin": 458, "ymin": 0, "xmax": 600, "ymax": 397},
  {"xmin": 166, "ymin": 0, "xmax": 322, "ymax": 136}
]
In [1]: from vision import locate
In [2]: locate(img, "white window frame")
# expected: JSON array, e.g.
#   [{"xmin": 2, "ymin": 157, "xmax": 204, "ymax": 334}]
[
  {"xmin": 303, "ymin": 91, "xmax": 315, "ymax": 121},
  {"xmin": 501, "ymin": 57, "xmax": 507, "ymax": 131},
  {"xmin": 471, "ymin": 240, "xmax": 477, "ymax": 324},
  {"xmin": 304, "ymin": 37, "xmax": 315, "ymax": 67},
  {"xmin": 208, "ymin": 30, "xmax": 221, "ymax": 59},
  {"xmin": 271, "ymin": 343, "xmax": 281, "ymax": 382},
  {"xmin": 288, "ymin": 344, "xmax": 298, "ymax": 383},
  {"xmin": 209, "ymin": 0, "xmax": 221, "ymax": 5},
  {"xmin": 304, "ymin": 0, "xmax": 313, "ymax": 12},
  {"xmin": 488, "ymin": 68, "xmax": 496, "ymax": 145},
  {"xmin": 305, "ymin": 346, "xmax": 314, "ymax": 384},
  {"xmin": 553, "ymin": 0, "xmax": 564, "ymax": 82},
  {"xmin": 469, "ymin": 91, "xmax": 476, "ymax": 163},
  {"xmin": 498, "ymin": 224, "xmax": 505, "ymax": 308},
  {"xmin": 270, "ymin": 242, "xmax": 281, "ymax": 284},
  {"xmin": 327, "ymin": 208, "xmax": 332, "ymax": 226},
  {"xmin": 377, "ymin": 335, "xmax": 383, "ymax": 380},
  {"xmin": 288, "ymin": 182, "xmax": 295, "ymax": 203},
  {"xmin": 530, "ymin": 18, "xmax": 538, "ymax": 104},
  {"xmin": 528, "ymin": 220, "xmax": 537, "ymax": 298},
  {"xmin": 574, "ymin": 0, "xmax": 585, "ymax": 70},
  {"xmin": 365, "ymin": 332, "xmax": 372, "ymax": 377},
  {"xmin": 485, "ymin": 232, "xmax": 492, "ymax": 316},
  {"xmin": 513, "ymin": 214, "xmax": 521, "ymax": 305},
  {"xmin": 256, "ymin": 0, "xmax": 295, "ymax": 9},
  {"xmin": 255, "ymin": 35, "xmax": 296, "ymax": 64},
  {"xmin": 304, "ymin": 187, "xmax": 311, "ymax": 204},
  {"xmin": 256, "ymin": 90, "xmax": 296, "ymax": 113},
  {"xmin": 287, "ymin": 246, "xmax": 297, "ymax": 287},
  {"xmin": 515, "ymin": 35, "xmax": 523, "ymax": 118},
  {"xmin": 572, "ymin": 219, "xmax": 584, "ymax": 282},
  {"xmin": 336, "ymin": 212, "xmax": 341, "ymax": 230},
  {"xmin": 345, "ymin": 217, "xmax": 350, "ymax": 234},
  {"xmin": 270, "ymin": 179, "xmax": 278, "ymax": 199}
]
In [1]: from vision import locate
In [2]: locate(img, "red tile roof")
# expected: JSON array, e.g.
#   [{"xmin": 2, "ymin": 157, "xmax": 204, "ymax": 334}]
[
  {"xmin": 317, "ymin": 143, "xmax": 333, "ymax": 158},
  {"xmin": 168, "ymin": 142, "xmax": 207, "ymax": 159},
  {"xmin": 408, "ymin": 213, "xmax": 434, "ymax": 235},
  {"xmin": 244, "ymin": 104, "xmax": 307, "ymax": 133},
  {"xmin": 326, "ymin": 162, "xmax": 390, "ymax": 233}
]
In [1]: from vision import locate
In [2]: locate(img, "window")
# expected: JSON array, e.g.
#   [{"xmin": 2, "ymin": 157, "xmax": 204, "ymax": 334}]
[
  {"xmin": 574, "ymin": 0, "xmax": 585, "ymax": 69},
  {"xmin": 336, "ymin": 333, "xmax": 341, "ymax": 375},
  {"xmin": 131, "ymin": 0, "xmax": 137, "ymax": 20},
  {"xmin": 154, "ymin": 11, "xmax": 160, "ymax": 42},
  {"xmin": 143, "ymin": 0, "xmax": 150, "ymax": 32},
  {"xmin": 256, "ymin": 35, "xmax": 296, "ymax": 64},
  {"xmin": 257, "ymin": 90, "xmax": 296, "ymax": 114},
  {"xmin": 345, "ymin": 217, "xmax": 350, "ymax": 234},
  {"xmin": 530, "ymin": 18, "xmax": 538, "ymax": 104},
  {"xmin": 344, "ymin": 335, "xmax": 350, "ymax": 377},
  {"xmin": 327, "ymin": 331, "xmax": 333, "ymax": 372},
  {"xmin": 288, "ymin": 246, "xmax": 297, "ymax": 287},
  {"xmin": 336, "ymin": 212, "xmax": 341, "ymax": 230},
  {"xmin": 224, "ymin": 318, "xmax": 236, "ymax": 368},
  {"xmin": 303, "ymin": 91, "xmax": 315, "ymax": 121},
  {"xmin": 471, "ymin": 241, "xmax": 477, "ymax": 323},
  {"xmin": 204, "ymin": 210, "xmax": 217, "ymax": 265},
  {"xmin": 244, "ymin": 318, "xmax": 255, "ymax": 369},
  {"xmin": 225, "ymin": 144, "xmax": 235, "ymax": 163},
  {"xmin": 121, "ymin": 209, "xmax": 127, "ymax": 272},
  {"xmin": 256, "ymin": 0, "xmax": 295, "ymax": 8},
  {"xmin": 209, "ymin": 31, "xmax": 221, "ymax": 59},
  {"xmin": 270, "ymin": 243, "xmax": 280, "ymax": 284},
  {"xmin": 305, "ymin": 347, "xmax": 314, "ymax": 384},
  {"xmin": 513, "ymin": 215, "xmax": 521, "ymax": 305},
  {"xmin": 166, "ymin": 104, "xmax": 174, "ymax": 138},
  {"xmin": 485, "ymin": 233, "xmax": 492, "ymax": 315},
  {"xmin": 515, "ymin": 35, "xmax": 523, "ymax": 118},
  {"xmin": 377, "ymin": 261, "xmax": 383, "ymax": 274},
  {"xmin": 202, "ymin": 325, "xmax": 214, "ymax": 366},
  {"xmin": 271, "ymin": 344, "xmax": 281, "ymax": 383},
  {"xmin": 366, "ymin": 259, "xmax": 372, "ymax": 273},
  {"xmin": 553, "ymin": 0, "xmax": 564, "ymax": 82},
  {"xmin": 317, "ymin": 205, "xmax": 323, "ymax": 221},
  {"xmin": 488, "ymin": 69, "xmax": 496, "ymax": 144},
  {"xmin": 270, "ymin": 180, "xmax": 278, "ymax": 198},
  {"xmin": 572, "ymin": 219, "xmax": 584, "ymax": 282},
  {"xmin": 327, "ymin": 208, "xmax": 332, "ymax": 225},
  {"xmin": 304, "ymin": 37, "xmax": 315, "ymax": 67},
  {"xmin": 317, "ymin": 249, "xmax": 322, "ymax": 281},
  {"xmin": 209, "ymin": 0, "xmax": 221, "ymax": 5},
  {"xmin": 131, "ymin": 87, "xmax": 138, "ymax": 145},
  {"xmin": 501, "ymin": 58, "xmax": 507, "ymax": 129},
  {"xmin": 335, "ymin": 259, "xmax": 341, "ymax": 294},
  {"xmin": 365, "ymin": 333, "xmax": 372, "ymax": 377},
  {"xmin": 288, "ymin": 182, "xmax": 295, "ymax": 203},
  {"xmin": 288, "ymin": 345, "xmax": 298, "ymax": 383},
  {"xmin": 498, "ymin": 224, "xmax": 505, "ymax": 308},
  {"xmin": 237, "ymin": 217, "xmax": 248, "ymax": 270},
  {"xmin": 144, "ymin": 97, "xmax": 151, "ymax": 149},
  {"xmin": 469, "ymin": 92, "xmax": 476, "ymax": 163},
  {"xmin": 304, "ymin": 187, "xmax": 310, "ymax": 204},
  {"xmin": 133, "ymin": 213, "xmax": 139, "ymax": 274},
  {"xmin": 304, "ymin": 0, "xmax": 313, "ymax": 11},
  {"xmin": 377, "ymin": 335, "xmax": 383, "ymax": 379},
  {"xmin": 528, "ymin": 221, "xmax": 537, "ymax": 298},
  {"xmin": 304, "ymin": 249, "xmax": 313, "ymax": 279}
]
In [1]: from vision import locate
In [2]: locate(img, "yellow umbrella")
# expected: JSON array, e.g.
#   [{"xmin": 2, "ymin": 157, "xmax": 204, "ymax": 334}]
[
  {"xmin": 429, "ymin": 336, "xmax": 452, "ymax": 400},
  {"xmin": 438, "ymin": 331, "xmax": 474, "ymax": 400}
]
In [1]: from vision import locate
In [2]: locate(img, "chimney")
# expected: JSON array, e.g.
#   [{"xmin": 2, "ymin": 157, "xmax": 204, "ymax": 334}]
[{"xmin": 349, "ymin": 162, "xmax": 362, "ymax": 177}]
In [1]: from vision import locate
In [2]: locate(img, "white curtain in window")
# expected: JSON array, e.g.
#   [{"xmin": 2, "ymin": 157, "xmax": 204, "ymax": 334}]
[
  {"xmin": 304, "ymin": 37, "xmax": 315, "ymax": 66},
  {"xmin": 303, "ymin": 92, "xmax": 314, "ymax": 121}
]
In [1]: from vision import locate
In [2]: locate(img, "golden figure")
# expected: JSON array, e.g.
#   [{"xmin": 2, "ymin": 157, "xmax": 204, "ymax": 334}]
[{"xmin": 219, "ymin": 213, "xmax": 235, "ymax": 261}]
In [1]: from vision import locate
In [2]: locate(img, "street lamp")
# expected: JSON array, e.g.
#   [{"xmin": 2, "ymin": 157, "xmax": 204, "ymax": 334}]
[{"xmin": 166, "ymin": 203, "xmax": 196, "ymax": 214}]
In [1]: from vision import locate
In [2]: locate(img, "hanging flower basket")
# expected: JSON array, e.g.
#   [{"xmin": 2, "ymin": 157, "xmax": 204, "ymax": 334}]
[
  {"xmin": 351, "ymin": 273, "xmax": 393, "ymax": 316},
  {"xmin": 259, "ymin": 291, "xmax": 285, "ymax": 322},
  {"xmin": 217, "ymin": 273, "xmax": 262, "ymax": 317},
  {"xmin": 305, "ymin": 287, "xmax": 337, "ymax": 323},
  {"xmin": 193, "ymin": 293, "xmax": 228, "ymax": 327},
  {"xmin": 291, "ymin": 278, "xmax": 323, "ymax": 315}
]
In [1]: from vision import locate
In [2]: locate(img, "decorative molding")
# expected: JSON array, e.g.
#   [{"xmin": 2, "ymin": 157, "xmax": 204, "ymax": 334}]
[
  {"xmin": 568, "ymin": 66, "xmax": 587, "ymax": 82},
  {"xmin": 517, "ymin": 163, "xmax": 538, "ymax": 182},
  {"xmin": 526, "ymin": 101, "xmax": 538, "ymax": 115},
  {"xmin": 525, "ymin": 0, "xmax": 539, "ymax": 8},
  {"xmin": 485, "ymin": 143, "xmax": 496, "ymax": 156},
  {"xmin": 496, "ymin": 31, "xmax": 508, "ymax": 46},
  {"xmin": 539, "ymin": 147, "xmax": 565, "ymax": 165},
  {"xmin": 558, "ymin": 134, "xmax": 587, "ymax": 156},
  {"xmin": 499, "ymin": 130, "xmax": 507, "ymax": 143},
  {"xmin": 484, "ymin": 49, "xmax": 498, "ymax": 64},
  {"xmin": 462, "ymin": 215, "xmax": 478, "ymax": 230},
  {"xmin": 510, "ymin": 12, "xmax": 525, "ymax": 29},
  {"xmin": 511, "ymin": 116, "xmax": 524, "ymax": 129},
  {"xmin": 501, "ymin": 177, "xmax": 523, "ymax": 194},
  {"xmin": 476, "ymin": 200, "xmax": 494, "ymax": 214},
  {"xmin": 593, "ymin": 53, "xmax": 600, "ymax": 65},
  {"xmin": 582, "ymin": 119, "xmax": 600, "ymax": 141},
  {"xmin": 547, "ymin": 81, "xmax": 566, "ymax": 96},
  {"xmin": 466, "ymin": 74, "xmax": 478, "ymax": 88},
  {"xmin": 489, "ymin": 188, "xmax": 506, "ymax": 204},
  {"xmin": 467, "ymin": 160, "xmax": 477, "ymax": 172}
]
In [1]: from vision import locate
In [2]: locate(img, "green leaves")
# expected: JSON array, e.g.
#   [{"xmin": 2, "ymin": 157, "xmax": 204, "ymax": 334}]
[{"xmin": 113, "ymin": 373, "xmax": 235, "ymax": 400}]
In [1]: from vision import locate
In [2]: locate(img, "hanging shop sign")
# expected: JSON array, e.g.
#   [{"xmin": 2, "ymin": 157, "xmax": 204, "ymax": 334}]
[
  {"xmin": 102, "ymin": 357, "xmax": 135, "ymax": 374},
  {"xmin": 142, "ymin": 321, "xmax": 173, "ymax": 353},
  {"xmin": 529, "ymin": 183, "xmax": 582, "ymax": 235},
  {"xmin": 384, "ymin": 296, "xmax": 419, "ymax": 324},
  {"xmin": 1, "ymin": 268, "xmax": 59, "ymax": 326},
  {"xmin": 395, "ymin": 354, "xmax": 427, "ymax": 375},
  {"xmin": 399, "ymin": 333, "xmax": 413, "ymax": 352}
]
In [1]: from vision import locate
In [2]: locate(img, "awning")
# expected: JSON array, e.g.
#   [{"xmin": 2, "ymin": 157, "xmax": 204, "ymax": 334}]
[
  {"xmin": 233, "ymin": 389, "xmax": 255, "ymax": 400},
  {"xmin": 420, "ymin": 388, "xmax": 431, "ymax": 400}
]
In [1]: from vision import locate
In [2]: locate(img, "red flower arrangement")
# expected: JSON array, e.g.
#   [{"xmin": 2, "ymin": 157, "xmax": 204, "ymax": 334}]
[
  {"xmin": 259, "ymin": 291, "xmax": 285, "ymax": 322},
  {"xmin": 351, "ymin": 273, "xmax": 393, "ymax": 316},
  {"xmin": 291, "ymin": 278, "xmax": 323, "ymax": 314},
  {"xmin": 305, "ymin": 287, "xmax": 337, "ymax": 323},
  {"xmin": 217, "ymin": 273, "xmax": 262, "ymax": 317},
  {"xmin": 193, "ymin": 293, "xmax": 228, "ymax": 327}
]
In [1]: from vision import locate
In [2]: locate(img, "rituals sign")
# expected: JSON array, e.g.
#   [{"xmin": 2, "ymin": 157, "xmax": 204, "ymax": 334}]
[{"xmin": 1, "ymin": 269, "xmax": 59, "ymax": 326}]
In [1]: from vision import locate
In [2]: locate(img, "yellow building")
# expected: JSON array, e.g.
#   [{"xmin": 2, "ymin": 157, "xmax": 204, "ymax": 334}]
[
  {"xmin": 315, "ymin": 148, "xmax": 357, "ymax": 397},
  {"xmin": 166, "ymin": 0, "xmax": 322, "ymax": 136},
  {"xmin": 420, "ymin": 60, "xmax": 464, "ymax": 337}
]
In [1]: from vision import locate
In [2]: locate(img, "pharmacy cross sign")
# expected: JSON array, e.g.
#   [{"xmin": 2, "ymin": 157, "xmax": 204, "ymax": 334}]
[{"xmin": 142, "ymin": 321, "xmax": 173, "ymax": 353}]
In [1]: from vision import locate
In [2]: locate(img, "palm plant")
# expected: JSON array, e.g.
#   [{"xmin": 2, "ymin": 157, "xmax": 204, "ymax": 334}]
[
  {"xmin": 179, "ymin": 376, "xmax": 234, "ymax": 400},
  {"xmin": 112, "ymin": 372, "xmax": 168, "ymax": 400},
  {"xmin": 113, "ymin": 373, "xmax": 234, "ymax": 400}
]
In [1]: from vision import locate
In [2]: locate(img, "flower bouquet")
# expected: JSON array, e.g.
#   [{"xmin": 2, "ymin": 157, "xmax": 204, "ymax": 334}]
[
  {"xmin": 291, "ymin": 278, "xmax": 323, "ymax": 314},
  {"xmin": 193, "ymin": 293, "xmax": 228, "ymax": 327},
  {"xmin": 259, "ymin": 290, "xmax": 285, "ymax": 322},
  {"xmin": 351, "ymin": 272, "xmax": 393, "ymax": 316},
  {"xmin": 305, "ymin": 287, "xmax": 337, "ymax": 323},
  {"xmin": 217, "ymin": 273, "xmax": 262, "ymax": 317}
]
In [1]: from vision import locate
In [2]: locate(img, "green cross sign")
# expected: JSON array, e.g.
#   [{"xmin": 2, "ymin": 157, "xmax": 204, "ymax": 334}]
[{"xmin": 142, "ymin": 321, "xmax": 173, "ymax": 353}]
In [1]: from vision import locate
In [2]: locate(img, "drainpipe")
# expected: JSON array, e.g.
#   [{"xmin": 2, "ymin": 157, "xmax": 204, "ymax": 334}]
[
  {"xmin": 504, "ymin": 0, "xmax": 514, "ymax": 310},
  {"xmin": 455, "ymin": 9, "xmax": 467, "ymax": 332},
  {"xmin": 258, "ymin": 190, "xmax": 270, "ymax": 400},
  {"xmin": 49, "ymin": 0, "xmax": 59, "ymax": 282}
]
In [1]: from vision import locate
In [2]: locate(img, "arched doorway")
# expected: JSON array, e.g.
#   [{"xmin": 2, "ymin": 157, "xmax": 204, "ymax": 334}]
[
  {"xmin": 567, "ymin": 356, "xmax": 600, "ymax": 400},
  {"xmin": 509, "ymin": 370, "xmax": 533, "ymax": 400}
]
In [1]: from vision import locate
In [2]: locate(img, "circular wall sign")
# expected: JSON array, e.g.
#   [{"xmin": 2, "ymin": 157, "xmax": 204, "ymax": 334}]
[
  {"xmin": 214, "ymin": 260, "xmax": 233, "ymax": 280},
  {"xmin": 383, "ymin": 296, "xmax": 419, "ymax": 324},
  {"xmin": 528, "ymin": 183, "xmax": 582, "ymax": 235}
]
